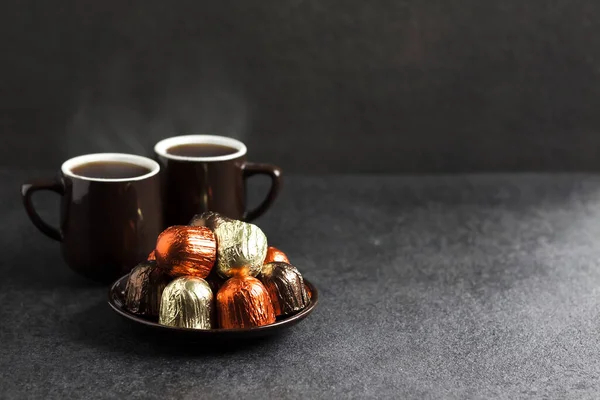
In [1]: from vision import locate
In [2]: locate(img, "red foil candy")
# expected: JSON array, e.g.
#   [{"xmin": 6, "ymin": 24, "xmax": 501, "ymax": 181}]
[
  {"xmin": 263, "ymin": 246, "xmax": 290, "ymax": 264},
  {"xmin": 155, "ymin": 225, "xmax": 217, "ymax": 278},
  {"xmin": 217, "ymin": 276, "xmax": 276, "ymax": 329}
]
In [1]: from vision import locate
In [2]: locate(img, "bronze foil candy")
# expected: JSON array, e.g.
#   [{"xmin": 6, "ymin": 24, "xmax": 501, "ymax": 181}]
[
  {"xmin": 155, "ymin": 226, "xmax": 217, "ymax": 278},
  {"xmin": 214, "ymin": 220, "xmax": 268, "ymax": 278},
  {"xmin": 159, "ymin": 276, "xmax": 214, "ymax": 329},
  {"xmin": 259, "ymin": 262, "xmax": 309, "ymax": 316},
  {"xmin": 264, "ymin": 246, "xmax": 290, "ymax": 264},
  {"xmin": 189, "ymin": 211, "xmax": 232, "ymax": 230},
  {"xmin": 217, "ymin": 276, "xmax": 276, "ymax": 329},
  {"xmin": 124, "ymin": 261, "xmax": 170, "ymax": 318}
]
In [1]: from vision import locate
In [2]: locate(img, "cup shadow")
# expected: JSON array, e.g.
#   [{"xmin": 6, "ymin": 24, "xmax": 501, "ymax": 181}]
[{"xmin": 65, "ymin": 300, "xmax": 289, "ymax": 358}]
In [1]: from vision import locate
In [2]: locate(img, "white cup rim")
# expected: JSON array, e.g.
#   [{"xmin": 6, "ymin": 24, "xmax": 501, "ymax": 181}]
[
  {"xmin": 154, "ymin": 135, "xmax": 247, "ymax": 162},
  {"xmin": 61, "ymin": 153, "xmax": 160, "ymax": 182}
]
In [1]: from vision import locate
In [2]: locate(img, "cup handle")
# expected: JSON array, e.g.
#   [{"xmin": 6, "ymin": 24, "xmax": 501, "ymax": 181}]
[
  {"xmin": 21, "ymin": 178, "xmax": 65, "ymax": 242},
  {"xmin": 242, "ymin": 162, "xmax": 282, "ymax": 221}
]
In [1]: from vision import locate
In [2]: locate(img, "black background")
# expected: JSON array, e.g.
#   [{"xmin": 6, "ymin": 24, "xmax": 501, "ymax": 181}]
[{"xmin": 4, "ymin": 0, "xmax": 600, "ymax": 173}]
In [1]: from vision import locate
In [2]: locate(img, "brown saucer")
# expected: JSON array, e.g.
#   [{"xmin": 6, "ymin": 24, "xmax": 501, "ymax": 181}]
[{"xmin": 107, "ymin": 274, "xmax": 318, "ymax": 341}]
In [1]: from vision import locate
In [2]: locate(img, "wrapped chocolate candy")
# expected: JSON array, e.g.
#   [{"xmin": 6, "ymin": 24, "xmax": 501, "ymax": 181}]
[
  {"xmin": 124, "ymin": 260, "xmax": 171, "ymax": 318},
  {"xmin": 259, "ymin": 262, "xmax": 309, "ymax": 316},
  {"xmin": 159, "ymin": 277, "xmax": 214, "ymax": 329},
  {"xmin": 217, "ymin": 276, "xmax": 276, "ymax": 328},
  {"xmin": 189, "ymin": 211, "xmax": 232, "ymax": 230},
  {"xmin": 263, "ymin": 246, "xmax": 290, "ymax": 264},
  {"xmin": 214, "ymin": 220, "xmax": 268, "ymax": 278},
  {"xmin": 147, "ymin": 250, "xmax": 156, "ymax": 261},
  {"xmin": 155, "ymin": 226, "xmax": 217, "ymax": 278}
]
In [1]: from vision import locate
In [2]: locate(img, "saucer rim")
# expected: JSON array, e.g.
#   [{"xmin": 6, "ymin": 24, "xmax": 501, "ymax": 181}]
[{"xmin": 107, "ymin": 274, "xmax": 319, "ymax": 335}]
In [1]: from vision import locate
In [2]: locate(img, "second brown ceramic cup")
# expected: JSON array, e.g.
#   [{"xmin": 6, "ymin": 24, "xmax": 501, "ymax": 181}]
[
  {"xmin": 21, "ymin": 153, "xmax": 163, "ymax": 282},
  {"xmin": 154, "ymin": 135, "xmax": 282, "ymax": 226}
]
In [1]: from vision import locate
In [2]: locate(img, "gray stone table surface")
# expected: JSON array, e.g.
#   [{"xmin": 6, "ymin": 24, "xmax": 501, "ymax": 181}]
[{"xmin": 2, "ymin": 170, "xmax": 600, "ymax": 399}]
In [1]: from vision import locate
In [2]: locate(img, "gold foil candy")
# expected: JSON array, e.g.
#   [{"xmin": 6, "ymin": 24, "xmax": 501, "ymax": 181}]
[
  {"xmin": 214, "ymin": 220, "xmax": 268, "ymax": 278},
  {"xmin": 155, "ymin": 225, "xmax": 217, "ymax": 278},
  {"xmin": 189, "ymin": 211, "xmax": 232, "ymax": 230},
  {"xmin": 217, "ymin": 276, "xmax": 276, "ymax": 328},
  {"xmin": 263, "ymin": 246, "xmax": 290, "ymax": 264},
  {"xmin": 158, "ymin": 276, "xmax": 214, "ymax": 329},
  {"xmin": 124, "ymin": 261, "xmax": 170, "ymax": 318},
  {"xmin": 259, "ymin": 262, "xmax": 309, "ymax": 316}
]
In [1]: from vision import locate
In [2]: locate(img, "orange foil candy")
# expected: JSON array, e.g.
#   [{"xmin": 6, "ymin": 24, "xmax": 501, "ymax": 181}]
[
  {"xmin": 147, "ymin": 250, "xmax": 156, "ymax": 261},
  {"xmin": 217, "ymin": 276, "xmax": 276, "ymax": 329},
  {"xmin": 263, "ymin": 246, "xmax": 290, "ymax": 264},
  {"xmin": 155, "ymin": 226, "xmax": 217, "ymax": 278}
]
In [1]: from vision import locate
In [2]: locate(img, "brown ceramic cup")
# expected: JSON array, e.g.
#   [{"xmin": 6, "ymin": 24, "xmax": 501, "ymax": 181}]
[
  {"xmin": 154, "ymin": 135, "xmax": 282, "ymax": 226},
  {"xmin": 21, "ymin": 153, "xmax": 163, "ymax": 283}
]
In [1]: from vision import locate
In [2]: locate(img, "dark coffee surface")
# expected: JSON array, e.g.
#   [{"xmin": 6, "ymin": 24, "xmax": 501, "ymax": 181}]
[
  {"xmin": 70, "ymin": 161, "xmax": 151, "ymax": 179},
  {"xmin": 166, "ymin": 143, "xmax": 238, "ymax": 158},
  {"xmin": 4, "ymin": 171, "xmax": 600, "ymax": 398}
]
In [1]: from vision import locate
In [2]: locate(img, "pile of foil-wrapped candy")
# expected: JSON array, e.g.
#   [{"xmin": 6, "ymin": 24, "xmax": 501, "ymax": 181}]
[{"xmin": 123, "ymin": 212, "xmax": 310, "ymax": 329}]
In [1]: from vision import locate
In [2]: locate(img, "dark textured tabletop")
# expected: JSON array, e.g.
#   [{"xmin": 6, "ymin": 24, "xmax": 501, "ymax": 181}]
[{"xmin": 2, "ymin": 171, "xmax": 600, "ymax": 399}]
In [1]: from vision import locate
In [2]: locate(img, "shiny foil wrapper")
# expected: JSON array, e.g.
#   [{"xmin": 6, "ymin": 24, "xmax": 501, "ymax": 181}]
[
  {"xmin": 159, "ymin": 276, "xmax": 214, "ymax": 329},
  {"xmin": 263, "ymin": 246, "xmax": 290, "ymax": 264},
  {"xmin": 124, "ymin": 261, "xmax": 171, "ymax": 318},
  {"xmin": 214, "ymin": 220, "xmax": 268, "ymax": 278},
  {"xmin": 147, "ymin": 250, "xmax": 156, "ymax": 261},
  {"xmin": 189, "ymin": 211, "xmax": 232, "ymax": 230},
  {"xmin": 259, "ymin": 262, "xmax": 309, "ymax": 316},
  {"xmin": 155, "ymin": 226, "xmax": 217, "ymax": 278},
  {"xmin": 217, "ymin": 276, "xmax": 276, "ymax": 329},
  {"xmin": 305, "ymin": 284, "xmax": 312, "ymax": 300}
]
